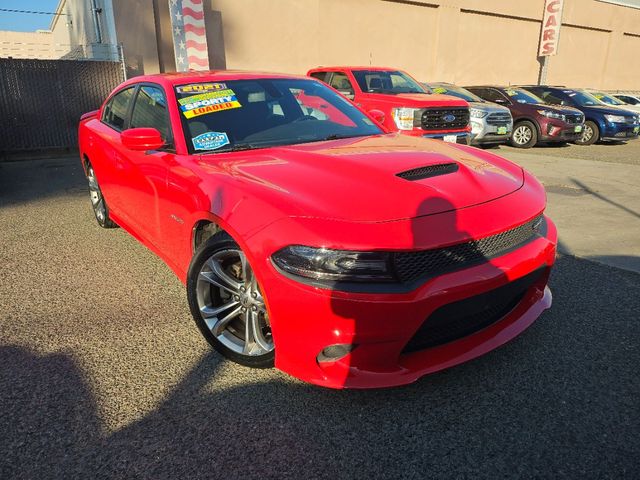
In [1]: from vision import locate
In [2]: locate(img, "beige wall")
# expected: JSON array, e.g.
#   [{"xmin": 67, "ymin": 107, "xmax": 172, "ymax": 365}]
[
  {"xmin": 138, "ymin": 0, "xmax": 640, "ymax": 90},
  {"xmin": 0, "ymin": 31, "xmax": 59, "ymax": 59}
]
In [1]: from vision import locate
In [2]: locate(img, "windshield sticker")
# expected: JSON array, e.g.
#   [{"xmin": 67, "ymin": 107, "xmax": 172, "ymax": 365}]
[
  {"xmin": 181, "ymin": 93, "xmax": 242, "ymax": 118},
  {"xmin": 192, "ymin": 132, "xmax": 230, "ymax": 151},
  {"xmin": 176, "ymin": 83, "xmax": 227, "ymax": 94},
  {"xmin": 432, "ymin": 87, "xmax": 447, "ymax": 94},
  {"xmin": 178, "ymin": 89, "xmax": 237, "ymax": 106},
  {"xmin": 592, "ymin": 93, "xmax": 604, "ymax": 99},
  {"xmin": 506, "ymin": 89, "xmax": 518, "ymax": 96}
]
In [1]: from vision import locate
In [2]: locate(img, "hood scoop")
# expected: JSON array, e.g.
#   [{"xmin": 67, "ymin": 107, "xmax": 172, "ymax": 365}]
[{"xmin": 396, "ymin": 162, "xmax": 459, "ymax": 181}]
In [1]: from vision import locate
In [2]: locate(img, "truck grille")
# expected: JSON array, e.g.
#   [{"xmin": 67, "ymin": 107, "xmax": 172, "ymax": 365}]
[
  {"xmin": 417, "ymin": 108, "xmax": 469, "ymax": 131},
  {"xmin": 393, "ymin": 215, "xmax": 544, "ymax": 284},
  {"xmin": 402, "ymin": 267, "xmax": 544, "ymax": 353},
  {"xmin": 565, "ymin": 114, "xmax": 583, "ymax": 124},
  {"xmin": 486, "ymin": 112, "xmax": 511, "ymax": 126}
]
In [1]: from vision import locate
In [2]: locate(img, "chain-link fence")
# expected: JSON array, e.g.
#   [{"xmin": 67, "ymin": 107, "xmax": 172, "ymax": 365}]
[{"xmin": 0, "ymin": 57, "xmax": 125, "ymax": 154}]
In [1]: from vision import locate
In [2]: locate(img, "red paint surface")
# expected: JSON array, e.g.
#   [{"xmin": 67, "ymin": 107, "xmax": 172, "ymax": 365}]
[{"xmin": 79, "ymin": 71, "xmax": 556, "ymax": 388}]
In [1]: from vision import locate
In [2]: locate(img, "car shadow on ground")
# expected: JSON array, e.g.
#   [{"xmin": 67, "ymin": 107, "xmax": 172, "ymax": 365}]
[{"xmin": 1, "ymin": 255, "xmax": 638, "ymax": 479}]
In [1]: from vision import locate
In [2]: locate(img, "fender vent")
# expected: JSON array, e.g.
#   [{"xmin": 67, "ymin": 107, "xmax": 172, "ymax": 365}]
[{"xmin": 396, "ymin": 163, "xmax": 459, "ymax": 181}]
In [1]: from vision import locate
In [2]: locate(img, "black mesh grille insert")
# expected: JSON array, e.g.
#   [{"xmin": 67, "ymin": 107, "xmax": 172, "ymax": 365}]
[
  {"xmin": 396, "ymin": 163, "xmax": 459, "ymax": 181},
  {"xmin": 418, "ymin": 108, "xmax": 470, "ymax": 131},
  {"xmin": 402, "ymin": 267, "xmax": 544, "ymax": 353},
  {"xmin": 393, "ymin": 215, "xmax": 544, "ymax": 284}
]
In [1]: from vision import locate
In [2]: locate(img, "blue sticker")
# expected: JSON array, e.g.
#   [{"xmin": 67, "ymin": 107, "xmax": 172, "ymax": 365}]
[{"xmin": 192, "ymin": 132, "xmax": 230, "ymax": 151}]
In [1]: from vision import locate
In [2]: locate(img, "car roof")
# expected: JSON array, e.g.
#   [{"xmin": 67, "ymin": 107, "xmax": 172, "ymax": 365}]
[
  {"xmin": 118, "ymin": 70, "xmax": 311, "ymax": 89},
  {"xmin": 309, "ymin": 66, "xmax": 400, "ymax": 72}
]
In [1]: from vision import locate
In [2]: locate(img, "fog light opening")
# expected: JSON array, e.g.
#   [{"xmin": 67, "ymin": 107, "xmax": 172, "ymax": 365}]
[{"xmin": 317, "ymin": 344, "xmax": 356, "ymax": 363}]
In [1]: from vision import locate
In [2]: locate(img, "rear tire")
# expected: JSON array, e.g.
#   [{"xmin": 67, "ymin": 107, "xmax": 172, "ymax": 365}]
[
  {"xmin": 187, "ymin": 231, "xmax": 275, "ymax": 368},
  {"xmin": 576, "ymin": 120, "xmax": 599, "ymax": 145},
  {"xmin": 510, "ymin": 121, "xmax": 538, "ymax": 148},
  {"xmin": 86, "ymin": 162, "xmax": 117, "ymax": 228}
]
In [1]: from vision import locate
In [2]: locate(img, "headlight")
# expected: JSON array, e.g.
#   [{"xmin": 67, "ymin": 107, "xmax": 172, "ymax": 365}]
[
  {"xmin": 272, "ymin": 246, "xmax": 395, "ymax": 283},
  {"xmin": 470, "ymin": 108, "xmax": 488, "ymax": 119},
  {"xmin": 537, "ymin": 110, "xmax": 565, "ymax": 120},
  {"xmin": 604, "ymin": 114, "xmax": 626, "ymax": 123},
  {"xmin": 391, "ymin": 107, "xmax": 419, "ymax": 130}
]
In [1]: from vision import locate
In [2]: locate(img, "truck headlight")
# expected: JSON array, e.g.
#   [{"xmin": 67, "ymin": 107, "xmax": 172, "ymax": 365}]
[
  {"xmin": 537, "ymin": 110, "xmax": 565, "ymax": 120},
  {"xmin": 470, "ymin": 108, "xmax": 487, "ymax": 119},
  {"xmin": 604, "ymin": 114, "xmax": 626, "ymax": 123},
  {"xmin": 391, "ymin": 107, "xmax": 419, "ymax": 130},
  {"xmin": 272, "ymin": 246, "xmax": 396, "ymax": 283}
]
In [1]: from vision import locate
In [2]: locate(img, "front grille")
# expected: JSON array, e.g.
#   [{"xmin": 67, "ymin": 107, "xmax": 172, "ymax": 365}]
[
  {"xmin": 402, "ymin": 268, "xmax": 544, "ymax": 353},
  {"xmin": 397, "ymin": 163, "xmax": 459, "ymax": 181},
  {"xmin": 418, "ymin": 108, "xmax": 470, "ymax": 131},
  {"xmin": 565, "ymin": 114, "xmax": 583, "ymax": 124},
  {"xmin": 486, "ymin": 112, "xmax": 511, "ymax": 126},
  {"xmin": 393, "ymin": 215, "xmax": 544, "ymax": 284}
]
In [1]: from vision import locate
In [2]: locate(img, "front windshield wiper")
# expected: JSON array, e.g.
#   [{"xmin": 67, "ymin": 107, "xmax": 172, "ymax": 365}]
[
  {"xmin": 201, "ymin": 142, "xmax": 258, "ymax": 154},
  {"xmin": 320, "ymin": 134, "xmax": 365, "ymax": 141}
]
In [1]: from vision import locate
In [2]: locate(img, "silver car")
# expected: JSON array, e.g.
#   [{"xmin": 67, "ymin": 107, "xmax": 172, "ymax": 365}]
[{"xmin": 423, "ymin": 82, "xmax": 513, "ymax": 146}]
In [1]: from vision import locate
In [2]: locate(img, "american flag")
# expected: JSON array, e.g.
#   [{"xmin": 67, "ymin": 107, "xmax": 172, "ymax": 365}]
[{"xmin": 168, "ymin": 0, "xmax": 210, "ymax": 71}]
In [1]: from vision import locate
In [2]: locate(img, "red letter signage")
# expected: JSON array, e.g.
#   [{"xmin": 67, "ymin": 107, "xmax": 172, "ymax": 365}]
[{"xmin": 538, "ymin": 0, "xmax": 564, "ymax": 57}]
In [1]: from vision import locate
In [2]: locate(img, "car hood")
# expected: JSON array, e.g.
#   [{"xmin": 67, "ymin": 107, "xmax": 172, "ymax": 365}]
[
  {"xmin": 520, "ymin": 103, "xmax": 582, "ymax": 115},
  {"xmin": 469, "ymin": 101, "xmax": 512, "ymax": 115},
  {"xmin": 198, "ymin": 134, "xmax": 524, "ymax": 222},
  {"xmin": 362, "ymin": 93, "xmax": 469, "ymax": 108},
  {"xmin": 579, "ymin": 104, "xmax": 639, "ymax": 116}
]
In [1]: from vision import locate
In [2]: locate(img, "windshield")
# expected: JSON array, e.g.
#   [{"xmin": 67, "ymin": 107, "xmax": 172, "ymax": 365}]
[
  {"xmin": 503, "ymin": 88, "xmax": 544, "ymax": 104},
  {"xmin": 589, "ymin": 91, "xmax": 626, "ymax": 106},
  {"xmin": 427, "ymin": 84, "xmax": 483, "ymax": 103},
  {"xmin": 564, "ymin": 90, "xmax": 602, "ymax": 107},
  {"xmin": 352, "ymin": 70, "xmax": 427, "ymax": 94},
  {"xmin": 175, "ymin": 79, "xmax": 383, "ymax": 153}
]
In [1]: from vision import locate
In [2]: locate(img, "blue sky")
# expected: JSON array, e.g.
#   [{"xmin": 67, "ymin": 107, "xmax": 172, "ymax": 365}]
[{"xmin": 0, "ymin": 0, "xmax": 61, "ymax": 32}]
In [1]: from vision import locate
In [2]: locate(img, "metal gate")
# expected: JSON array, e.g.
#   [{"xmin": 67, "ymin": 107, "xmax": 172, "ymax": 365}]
[{"xmin": 0, "ymin": 59, "xmax": 124, "ymax": 153}]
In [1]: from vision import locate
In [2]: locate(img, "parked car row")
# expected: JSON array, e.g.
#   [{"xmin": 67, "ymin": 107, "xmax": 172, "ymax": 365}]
[{"xmin": 306, "ymin": 66, "xmax": 640, "ymax": 149}]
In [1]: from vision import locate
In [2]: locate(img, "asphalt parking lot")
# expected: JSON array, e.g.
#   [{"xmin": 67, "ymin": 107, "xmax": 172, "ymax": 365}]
[{"xmin": 1, "ymin": 141, "xmax": 639, "ymax": 479}]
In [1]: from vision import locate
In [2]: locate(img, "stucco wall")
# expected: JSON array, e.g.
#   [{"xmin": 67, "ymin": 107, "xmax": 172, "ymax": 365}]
[{"xmin": 141, "ymin": 0, "xmax": 640, "ymax": 90}]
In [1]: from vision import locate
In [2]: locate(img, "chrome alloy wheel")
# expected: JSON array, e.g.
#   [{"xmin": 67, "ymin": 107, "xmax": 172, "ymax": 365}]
[
  {"xmin": 581, "ymin": 124, "xmax": 594, "ymax": 143},
  {"xmin": 196, "ymin": 249, "xmax": 273, "ymax": 356},
  {"xmin": 513, "ymin": 125, "xmax": 533, "ymax": 145},
  {"xmin": 87, "ymin": 166, "xmax": 107, "ymax": 223}
]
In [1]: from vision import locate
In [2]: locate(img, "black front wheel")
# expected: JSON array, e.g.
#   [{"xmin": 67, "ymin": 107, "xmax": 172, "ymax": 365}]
[
  {"xmin": 86, "ymin": 163, "xmax": 117, "ymax": 228},
  {"xmin": 187, "ymin": 231, "xmax": 275, "ymax": 368},
  {"xmin": 575, "ymin": 120, "xmax": 599, "ymax": 145}
]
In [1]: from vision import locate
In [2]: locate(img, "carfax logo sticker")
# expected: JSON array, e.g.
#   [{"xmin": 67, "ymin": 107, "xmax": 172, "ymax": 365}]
[
  {"xmin": 176, "ymin": 83, "xmax": 227, "ymax": 94},
  {"xmin": 192, "ymin": 132, "xmax": 230, "ymax": 151}
]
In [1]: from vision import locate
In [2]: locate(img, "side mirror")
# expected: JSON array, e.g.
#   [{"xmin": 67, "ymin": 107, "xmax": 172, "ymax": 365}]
[
  {"xmin": 121, "ymin": 127, "xmax": 165, "ymax": 151},
  {"xmin": 494, "ymin": 98, "xmax": 508, "ymax": 105},
  {"xmin": 368, "ymin": 109, "xmax": 385, "ymax": 124}
]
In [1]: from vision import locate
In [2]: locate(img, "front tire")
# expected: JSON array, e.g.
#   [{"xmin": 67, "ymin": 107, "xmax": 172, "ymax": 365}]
[
  {"xmin": 187, "ymin": 232, "xmax": 275, "ymax": 368},
  {"xmin": 510, "ymin": 121, "xmax": 538, "ymax": 148},
  {"xmin": 86, "ymin": 163, "xmax": 117, "ymax": 228},
  {"xmin": 576, "ymin": 120, "xmax": 599, "ymax": 145}
]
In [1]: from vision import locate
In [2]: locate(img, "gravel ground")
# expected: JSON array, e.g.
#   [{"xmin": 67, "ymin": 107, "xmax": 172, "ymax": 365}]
[{"xmin": 0, "ymin": 157, "xmax": 638, "ymax": 479}]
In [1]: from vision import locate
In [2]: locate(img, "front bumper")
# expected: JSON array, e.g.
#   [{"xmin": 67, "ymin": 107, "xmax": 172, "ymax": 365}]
[
  {"xmin": 398, "ymin": 128, "xmax": 471, "ymax": 145},
  {"xmin": 600, "ymin": 123, "xmax": 640, "ymax": 141},
  {"xmin": 249, "ymin": 185, "xmax": 556, "ymax": 389},
  {"xmin": 539, "ymin": 119, "xmax": 584, "ymax": 142},
  {"xmin": 470, "ymin": 119, "xmax": 512, "ymax": 145}
]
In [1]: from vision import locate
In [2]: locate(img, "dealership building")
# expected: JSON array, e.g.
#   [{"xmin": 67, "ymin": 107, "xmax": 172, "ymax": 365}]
[{"xmin": 7, "ymin": 0, "xmax": 640, "ymax": 90}]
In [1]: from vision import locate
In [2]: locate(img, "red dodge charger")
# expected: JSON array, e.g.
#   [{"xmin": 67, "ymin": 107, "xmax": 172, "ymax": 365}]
[{"xmin": 78, "ymin": 71, "xmax": 557, "ymax": 388}]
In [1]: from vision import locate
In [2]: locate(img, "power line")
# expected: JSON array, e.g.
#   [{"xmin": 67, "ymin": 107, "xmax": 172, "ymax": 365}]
[{"xmin": 0, "ymin": 8, "xmax": 69, "ymax": 16}]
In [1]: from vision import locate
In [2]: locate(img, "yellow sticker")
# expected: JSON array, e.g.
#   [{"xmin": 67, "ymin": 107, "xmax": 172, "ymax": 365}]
[
  {"xmin": 176, "ymin": 83, "xmax": 227, "ymax": 94},
  {"xmin": 183, "ymin": 100, "xmax": 242, "ymax": 118},
  {"xmin": 433, "ymin": 87, "xmax": 448, "ymax": 94},
  {"xmin": 506, "ymin": 89, "xmax": 517, "ymax": 96},
  {"xmin": 178, "ymin": 89, "xmax": 236, "ymax": 106}
]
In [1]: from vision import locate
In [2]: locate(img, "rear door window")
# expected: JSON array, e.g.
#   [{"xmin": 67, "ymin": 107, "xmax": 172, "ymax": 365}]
[
  {"xmin": 130, "ymin": 85, "xmax": 172, "ymax": 143},
  {"xmin": 328, "ymin": 72, "xmax": 355, "ymax": 99},
  {"xmin": 102, "ymin": 87, "xmax": 135, "ymax": 131}
]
